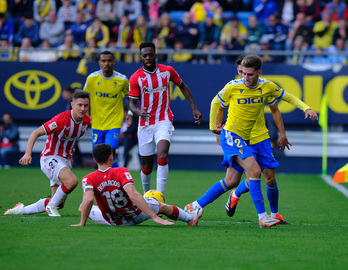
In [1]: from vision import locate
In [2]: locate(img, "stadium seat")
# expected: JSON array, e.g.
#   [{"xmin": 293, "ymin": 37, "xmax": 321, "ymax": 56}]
[{"xmin": 169, "ymin": 11, "xmax": 186, "ymax": 25}]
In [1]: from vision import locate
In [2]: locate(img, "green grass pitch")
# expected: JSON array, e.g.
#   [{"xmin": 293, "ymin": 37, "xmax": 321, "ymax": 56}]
[{"xmin": 1, "ymin": 168, "xmax": 347, "ymax": 270}]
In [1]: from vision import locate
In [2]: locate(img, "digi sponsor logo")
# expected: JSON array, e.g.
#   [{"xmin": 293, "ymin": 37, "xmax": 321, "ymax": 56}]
[
  {"xmin": 96, "ymin": 92, "xmax": 118, "ymax": 98},
  {"xmin": 4, "ymin": 70, "xmax": 61, "ymax": 109},
  {"xmin": 237, "ymin": 97, "xmax": 264, "ymax": 104}
]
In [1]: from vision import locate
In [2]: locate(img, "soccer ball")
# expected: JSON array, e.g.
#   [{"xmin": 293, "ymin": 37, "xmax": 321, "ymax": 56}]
[{"xmin": 143, "ymin": 190, "xmax": 165, "ymax": 203}]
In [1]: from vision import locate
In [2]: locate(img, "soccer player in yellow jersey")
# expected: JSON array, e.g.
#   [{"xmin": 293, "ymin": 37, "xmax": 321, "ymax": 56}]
[
  {"xmin": 185, "ymin": 55, "xmax": 318, "ymax": 228},
  {"xmin": 84, "ymin": 51, "xmax": 131, "ymax": 167}
]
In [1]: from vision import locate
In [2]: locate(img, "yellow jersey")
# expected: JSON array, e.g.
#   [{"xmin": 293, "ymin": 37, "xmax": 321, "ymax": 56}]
[
  {"xmin": 84, "ymin": 70, "xmax": 129, "ymax": 130},
  {"xmin": 211, "ymin": 78, "xmax": 284, "ymax": 141}
]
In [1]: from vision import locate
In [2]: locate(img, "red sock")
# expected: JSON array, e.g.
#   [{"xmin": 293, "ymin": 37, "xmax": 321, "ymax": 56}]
[
  {"xmin": 141, "ymin": 167, "xmax": 153, "ymax": 175},
  {"xmin": 157, "ymin": 158, "xmax": 168, "ymax": 166},
  {"xmin": 61, "ymin": 183, "xmax": 72, "ymax": 194},
  {"xmin": 169, "ymin": 206, "xmax": 179, "ymax": 220}
]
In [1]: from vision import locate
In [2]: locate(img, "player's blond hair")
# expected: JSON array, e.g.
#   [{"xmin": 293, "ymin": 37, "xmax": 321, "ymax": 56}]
[{"xmin": 241, "ymin": 55, "xmax": 262, "ymax": 71}]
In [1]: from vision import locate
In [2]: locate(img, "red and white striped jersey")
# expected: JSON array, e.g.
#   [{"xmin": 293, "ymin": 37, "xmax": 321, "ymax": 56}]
[
  {"xmin": 129, "ymin": 64, "xmax": 182, "ymax": 126},
  {"xmin": 82, "ymin": 167, "xmax": 142, "ymax": 226},
  {"xmin": 41, "ymin": 110, "xmax": 91, "ymax": 158}
]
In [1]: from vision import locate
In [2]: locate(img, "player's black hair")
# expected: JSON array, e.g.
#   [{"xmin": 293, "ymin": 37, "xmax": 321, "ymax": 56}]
[
  {"xmin": 72, "ymin": 90, "xmax": 90, "ymax": 101},
  {"xmin": 241, "ymin": 55, "xmax": 262, "ymax": 71},
  {"xmin": 99, "ymin": 50, "xmax": 114, "ymax": 60},
  {"xmin": 93, "ymin": 143, "xmax": 113, "ymax": 164},
  {"xmin": 139, "ymin": 42, "xmax": 156, "ymax": 52},
  {"xmin": 235, "ymin": 55, "xmax": 245, "ymax": 66}
]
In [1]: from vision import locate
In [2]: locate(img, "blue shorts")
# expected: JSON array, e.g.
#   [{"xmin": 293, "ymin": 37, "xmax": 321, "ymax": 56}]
[
  {"xmin": 250, "ymin": 139, "xmax": 279, "ymax": 170},
  {"xmin": 92, "ymin": 128, "xmax": 121, "ymax": 149},
  {"xmin": 220, "ymin": 129, "xmax": 254, "ymax": 174}
]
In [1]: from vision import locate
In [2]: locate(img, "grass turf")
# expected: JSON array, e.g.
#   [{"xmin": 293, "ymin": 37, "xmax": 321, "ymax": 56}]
[{"xmin": 1, "ymin": 168, "xmax": 347, "ymax": 270}]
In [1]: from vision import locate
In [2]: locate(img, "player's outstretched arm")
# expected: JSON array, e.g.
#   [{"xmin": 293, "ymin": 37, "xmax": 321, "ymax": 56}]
[
  {"xmin": 71, "ymin": 190, "xmax": 94, "ymax": 226},
  {"xmin": 304, "ymin": 109, "xmax": 318, "ymax": 121},
  {"xmin": 269, "ymin": 102, "xmax": 292, "ymax": 150},
  {"xmin": 124, "ymin": 184, "xmax": 174, "ymax": 226},
  {"xmin": 19, "ymin": 126, "xmax": 45, "ymax": 166}
]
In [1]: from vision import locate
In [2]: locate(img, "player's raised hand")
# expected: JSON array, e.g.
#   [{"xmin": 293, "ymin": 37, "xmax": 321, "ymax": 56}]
[
  {"xmin": 278, "ymin": 135, "xmax": 292, "ymax": 151},
  {"xmin": 152, "ymin": 215, "xmax": 174, "ymax": 226},
  {"xmin": 193, "ymin": 108, "xmax": 202, "ymax": 124},
  {"xmin": 304, "ymin": 109, "xmax": 318, "ymax": 121},
  {"xmin": 19, "ymin": 154, "xmax": 32, "ymax": 166}
]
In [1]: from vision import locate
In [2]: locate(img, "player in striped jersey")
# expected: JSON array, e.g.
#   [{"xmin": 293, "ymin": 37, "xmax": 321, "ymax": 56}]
[
  {"xmin": 71, "ymin": 144, "xmax": 203, "ymax": 226},
  {"xmin": 83, "ymin": 51, "xmax": 130, "ymax": 168},
  {"xmin": 128, "ymin": 42, "xmax": 202, "ymax": 194},
  {"xmin": 4, "ymin": 91, "xmax": 91, "ymax": 217}
]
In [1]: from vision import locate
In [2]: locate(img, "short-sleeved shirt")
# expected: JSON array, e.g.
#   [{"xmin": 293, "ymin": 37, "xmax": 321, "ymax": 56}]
[
  {"xmin": 84, "ymin": 70, "xmax": 129, "ymax": 130},
  {"xmin": 82, "ymin": 167, "xmax": 142, "ymax": 226},
  {"xmin": 217, "ymin": 78, "xmax": 284, "ymax": 141},
  {"xmin": 129, "ymin": 64, "xmax": 182, "ymax": 127},
  {"xmin": 41, "ymin": 110, "xmax": 91, "ymax": 158}
]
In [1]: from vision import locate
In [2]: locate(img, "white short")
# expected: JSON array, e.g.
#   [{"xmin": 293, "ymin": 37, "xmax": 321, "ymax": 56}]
[
  {"xmin": 88, "ymin": 197, "xmax": 160, "ymax": 226},
  {"xmin": 40, "ymin": 155, "xmax": 72, "ymax": 187},
  {"xmin": 137, "ymin": 120, "xmax": 175, "ymax": 156}
]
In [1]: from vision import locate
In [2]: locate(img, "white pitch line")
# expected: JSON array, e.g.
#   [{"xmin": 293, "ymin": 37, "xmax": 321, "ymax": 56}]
[{"xmin": 321, "ymin": 174, "xmax": 348, "ymax": 198}]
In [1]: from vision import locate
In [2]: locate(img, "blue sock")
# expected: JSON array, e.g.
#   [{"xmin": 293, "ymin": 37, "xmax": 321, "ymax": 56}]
[
  {"xmin": 266, "ymin": 183, "xmax": 279, "ymax": 214},
  {"xmin": 249, "ymin": 178, "xmax": 265, "ymax": 214},
  {"xmin": 234, "ymin": 178, "xmax": 249, "ymax": 197},
  {"xmin": 197, "ymin": 179, "xmax": 229, "ymax": 208}
]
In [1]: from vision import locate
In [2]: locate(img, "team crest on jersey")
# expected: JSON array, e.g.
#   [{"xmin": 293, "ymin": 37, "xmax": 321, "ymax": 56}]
[
  {"xmin": 48, "ymin": 122, "xmax": 58, "ymax": 131},
  {"xmin": 124, "ymin": 172, "xmax": 132, "ymax": 180},
  {"xmin": 160, "ymin": 72, "xmax": 167, "ymax": 79}
]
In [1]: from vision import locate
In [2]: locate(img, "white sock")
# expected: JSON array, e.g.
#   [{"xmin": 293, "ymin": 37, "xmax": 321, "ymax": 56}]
[
  {"xmin": 177, "ymin": 208, "xmax": 192, "ymax": 223},
  {"xmin": 49, "ymin": 185, "xmax": 68, "ymax": 207},
  {"xmin": 156, "ymin": 164, "xmax": 168, "ymax": 193},
  {"xmin": 22, "ymin": 199, "xmax": 47, "ymax": 214},
  {"xmin": 141, "ymin": 171, "xmax": 152, "ymax": 193},
  {"xmin": 271, "ymin": 213, "xmax": 277, "ymax": 218},
  {"xmin": 258, "ymin": 212, "xmax": 267, "ymax": 220},
  {"xmin": 192, "ymin": 201, "xmax": 202, "ymax": 209}
]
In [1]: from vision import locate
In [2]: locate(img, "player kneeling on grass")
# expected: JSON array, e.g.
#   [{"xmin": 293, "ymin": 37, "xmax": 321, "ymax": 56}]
[{"xmin": 71, "ymin": 143, "xmax": 203, "ymax": 227}]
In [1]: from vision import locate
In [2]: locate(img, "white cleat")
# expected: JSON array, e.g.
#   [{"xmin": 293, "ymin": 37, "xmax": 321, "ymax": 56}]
[
  {"xmin": 4, "ymin": 202, "xmax": 24, "ymax": 215},
  {"xmin": 259, "ymin": 215, "xmax": 281, "ymax": 228},
  {"xmin": 46, "ymin": 205, "xmax": 61, "ymax": 217},
  {"xmin": 187, "ymin": 207, "xmax": 203, "ymax": 226}
]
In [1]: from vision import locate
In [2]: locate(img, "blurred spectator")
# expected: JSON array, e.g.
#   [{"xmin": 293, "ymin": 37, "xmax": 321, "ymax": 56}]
[
  {"xmin": 308, "ymin": 46, "xmax": 331, "ymax": 64},
  {"xmin": 198, "ymin": 12, "xmax": 220, "ymax": 62},
  {"xmin": 96, "ymin": 0, "xmax": 118, "ymax": 31},
  {"xmin": 219, "ymin": 15, "xmax": 247, "ymax": 50},
  {"xmin": 65, "ymin": 12, "xmax": 89, "ymax": 47},
  {"xmin": 261, "ymin": 13, "xmax": 288, "ymax": 61},
  {"xmin": 117, "ymin": 0, "xmax": 142, "ymax": 23},
  {"xmin": 333, "ymin": 19, "xmax": 348, "ymax": 44},
  {"xmin": 0, "ymin": 13, "xmax": 14, "ymax": 44},
  {"xmin": 286, "ymin": 36, "xmax": 307, "ymax": 64},
  {"xmin": 111, "ymin": 15, "xmax": 133, "ymax": 49},
  {"xmin": 259, "ymin": 39, "xmax": 274, "ymax": 63},
  {"xmin": 164, "ymin": 0, "xmax": 193, "ymax": 12},
  {"xmin": 278, "ymin": 0, "xmax": 296, "ymax": 26},
  {"xmin": 77, "ymin": 0, "xmax": 96, "ymax": 23},
  {"xmin": 190, "ymin": 0, "xmax": 221, "ymax": 24},
  {"xmin": 57, "ymin": 34, "xmax": 81, "ymax": 60},
  {"xmin": 327, "ymin": 38, "xmax": 348, "ymax": 65},
  {"xmin": 313, "ymin": 11, "xmax": 338, "ymax": 50},
  {"xmin": 57, "ymin": 0, "xmax": 76, "ymax": 28},
  {"xmin": 253, "ymin": 0, "xmax": 278, "ymax": 24},
  {"xmin": 132, "ymin": 15, "xmax": 151, "ymax": 49},
  {"xmin": 0, "ymin": 0, "xmax": 6, "ymax": 14},
  {"xmin": 8, "ymin": 0, "xmax": 33, "ymax": 30},
  {"xmin": 219, "ymin": 26, "xmax": 245, "ymax": 62},
  {"xmin": 83, "ymin": 37, "xmax": 99, "ymax": 61},
  {"xmin": 323, "ymin": 0, "xmax": 348, "ymax": 22},
  {"xmin": 19, "ymin": 37, "xmax": 36, "ymax": 61},
  {"xmin": 86, "ymin": 17, "xmax": 109, "ymax": 48},
  {"xmin": 151, "ymin": 12, "xmax": 176, "ymax": 49},
  {"xmin": 175, "ymin": 11, "xmax": 200, "ymax": 49},
  {"xmin": 244, "ymin": 14, "xmax": 264, "ymax": 52},
  {"xmin": 295, "ymin": 0, "xmax": 321, "ymax": 25},
  {"xmin": 33, "ymin": 0, "xmax": 56, "ymax": 24},
  {"xmin": 0, "ymin": 113, "xmax": 19, "ymax": 169},
  {"xmin": 172, "ymin": 39, "xmax": 193, "ymax": 62},
  {"xmin": 218, "ymin": 0, "xmax": 244, "ymax": 13},
  {"xmin": 36, "ymin": 39, "xmax": 58, "ymax": 61},
  {"xmin": 0, "ymin": 39, "xmax": 15, "ymax": 60},
  {"xmin": 14, "ymin": 14, "xmax": 40, "ymax": 47},
  {"xmin": 147, "ymin": 0, "xmax": 165, "ymax": 27},
  {"xmin": 286, "ymin": 12, "xmax": 313, "ymax": 50},
  {"xmin": 39, "ymin": 10, "xmax": 65, "ymax": 47}
]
